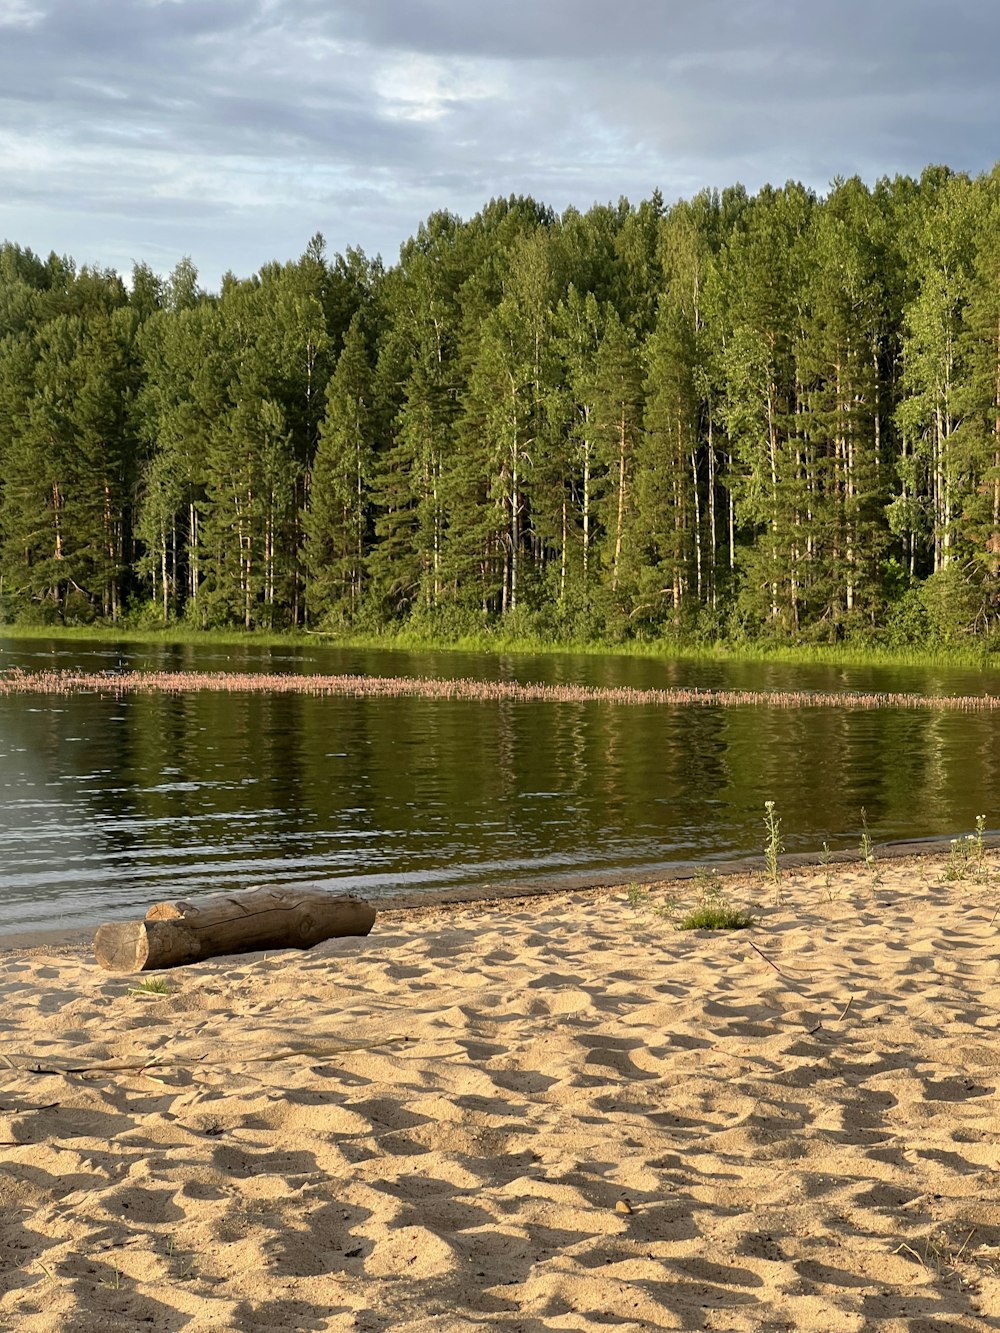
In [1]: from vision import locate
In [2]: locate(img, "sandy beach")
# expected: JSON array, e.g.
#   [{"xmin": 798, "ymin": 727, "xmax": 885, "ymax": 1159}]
[{"xmin": 2, "ymin": 851, "xmax": 999, "ymax": 1331}]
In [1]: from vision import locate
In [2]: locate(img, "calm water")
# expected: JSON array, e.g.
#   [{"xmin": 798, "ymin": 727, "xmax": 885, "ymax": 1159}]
[{"xmin": 1, "ymin": 636, "xmax": 998, "ymax": 934}]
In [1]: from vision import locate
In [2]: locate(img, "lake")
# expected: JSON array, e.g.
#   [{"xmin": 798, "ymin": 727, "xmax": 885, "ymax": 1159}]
[{"xmin": 0, "ymin": 636, "xmax": 997, "ymax": 935}]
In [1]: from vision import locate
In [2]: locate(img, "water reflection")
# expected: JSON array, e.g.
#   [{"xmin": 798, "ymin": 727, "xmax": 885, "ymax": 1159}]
[{"xmin": 0, "ymin": 637, "xmax": 997, "ymax": 933}]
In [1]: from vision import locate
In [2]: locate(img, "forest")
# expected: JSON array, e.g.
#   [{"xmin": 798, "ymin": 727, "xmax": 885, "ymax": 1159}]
[{"xmin": 1, "ymin": 164, "xmax": 999, "ymax": 649}]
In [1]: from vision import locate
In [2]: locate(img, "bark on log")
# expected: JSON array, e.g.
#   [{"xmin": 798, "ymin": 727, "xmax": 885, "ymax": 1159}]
[{"xmin": 94, "ymin": 888, "xmax": 376, "ymax": 973}]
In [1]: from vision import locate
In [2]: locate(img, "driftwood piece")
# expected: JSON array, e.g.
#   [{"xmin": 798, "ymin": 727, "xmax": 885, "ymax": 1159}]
[{"xmin": 94, "ymin": 887, "xmax": 376, "ymax": 973}]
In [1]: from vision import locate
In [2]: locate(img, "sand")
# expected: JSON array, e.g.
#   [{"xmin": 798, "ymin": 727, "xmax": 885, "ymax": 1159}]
[{"xmin": 1, "ymin": 852, "xmax": 999, "ymax": 1331}]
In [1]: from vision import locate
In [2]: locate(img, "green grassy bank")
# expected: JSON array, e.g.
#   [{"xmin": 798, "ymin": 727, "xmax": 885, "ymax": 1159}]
[{"xmin": 0, "ymin": 620, "xmax": 996, "ymax": 674}]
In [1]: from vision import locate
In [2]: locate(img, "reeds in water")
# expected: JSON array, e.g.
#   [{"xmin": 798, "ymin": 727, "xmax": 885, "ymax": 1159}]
[{"xmin": 1, "ymin": 667, "xmax": 999, "ymax": 712}]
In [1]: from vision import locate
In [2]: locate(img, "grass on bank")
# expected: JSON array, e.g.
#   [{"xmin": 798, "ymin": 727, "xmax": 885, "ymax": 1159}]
[{"xmin": 0, "ymin": 619, "xmax": 996, "ymax": 673}]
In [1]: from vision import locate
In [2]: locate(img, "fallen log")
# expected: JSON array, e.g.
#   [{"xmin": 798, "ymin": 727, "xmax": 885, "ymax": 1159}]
[{"xmin": 93, "ymin": 887, "xmax": 376, "ymax": 973}]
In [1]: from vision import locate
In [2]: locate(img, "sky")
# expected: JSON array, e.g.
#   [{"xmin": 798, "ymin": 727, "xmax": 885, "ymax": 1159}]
[{"xmin": 1, "ymin": 0, "xmax": 998, "ymax": 289}]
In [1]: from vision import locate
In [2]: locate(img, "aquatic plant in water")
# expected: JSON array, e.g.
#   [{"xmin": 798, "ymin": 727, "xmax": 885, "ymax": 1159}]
[{"xmin": 2, "ymin": 668, "xmax": 1000, "ymax": 713}]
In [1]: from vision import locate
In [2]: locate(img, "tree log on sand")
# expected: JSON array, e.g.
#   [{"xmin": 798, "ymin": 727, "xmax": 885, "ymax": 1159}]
[{"xmin": 94, "ymin": 888, "xmax": 376, "ymax": 973}]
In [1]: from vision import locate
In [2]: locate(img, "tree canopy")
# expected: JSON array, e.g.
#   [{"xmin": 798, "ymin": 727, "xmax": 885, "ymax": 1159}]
[{"xmin": 4, "ymin": 171, "xmax": 1000, "ymax": 649}]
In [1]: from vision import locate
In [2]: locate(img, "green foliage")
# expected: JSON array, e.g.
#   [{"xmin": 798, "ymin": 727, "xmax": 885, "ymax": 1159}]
[
  {"xmin": 677, "ymin": 870, "xmax": 756, "ymax": 930},
  {"xmin": 919, "ymin": 564, "xmax": 997, "ymax": 641},
  {"xmin": 676, "ymin": 901, "xmax": 756, "ymax": 931},
  {"xmin": 304, "ymin": 316, "xmax": 374, "ymax": 626},
  {"xmin": 6, "ymin": 174, "xmax": 1000, "ymax": 644},
  {"xmin": 628, "ymin": 870, "xmax": 754, "ymax": 931}
]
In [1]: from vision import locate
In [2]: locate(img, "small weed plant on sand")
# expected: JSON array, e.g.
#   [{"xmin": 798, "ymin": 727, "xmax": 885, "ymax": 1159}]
[
  {"xmin": 820, "ymin": 841, "xmax": 834, "ymax": 896},
  {"xmin": 693, "ymin": 865, "xmax": 721, "ymax": 894},
  {"xmin": 626, "ymin": 883, "xmax": 676, "ymax": 921},
  {"xmin": 677, "ymin": 873, "xmax": 756, "ymax": 932},
  {"xmin": 677, "ymin": 899, "xmax": 756, "ymax": 932},
  {"xmin": 129, "ymin": 976, "xmax": 173, "ymax": 997},
  {"xmin": 974, "ymin": 813, "xmax": 987, "ymax": 872},
  {"xmin": 859, "ymin": 808, "xmax": 882, "ymax": 886},
  {"xmin": 166, "ymin": 1235, "xmax": 196, "ymax": 1281},
  {"xmin": 895, "ymin": 1227, "xmax": 977, "ymax": 1278},
  {"xmin": 763, "ymin": 801, "xmax": 783, "ymax": 886},
  {"xmin": 629, "ymin": 872, "xmax": 752, "ymax": 930},
  {"xmin": 946, "ymin": 815, "xmax": 988, "ymax": 882},
  {"xmin": 946, "ymin": 839, "xmax": 969, "ymax": 881}
]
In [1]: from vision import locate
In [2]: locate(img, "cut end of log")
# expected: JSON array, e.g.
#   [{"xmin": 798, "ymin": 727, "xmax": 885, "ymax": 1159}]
[
  {"xmin": 94, "ymin": 920, "xmax": 151, "ymax": 973},
  {"xmin": 94, "ymin": 919, "xmax": 202, "ymax": 973}
]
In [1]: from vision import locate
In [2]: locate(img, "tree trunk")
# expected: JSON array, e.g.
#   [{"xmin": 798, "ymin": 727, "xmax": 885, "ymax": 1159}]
[
  {"xmin": 94, "ymin": 888, "xmax": 376, "ymax": 973},
  {"xmin": 707, "ymin": 414, "xmax": 717, "ymax": 608},
  {"xmin": 612, "ymin": 406, "xmax": 627, "ymax": 592}
]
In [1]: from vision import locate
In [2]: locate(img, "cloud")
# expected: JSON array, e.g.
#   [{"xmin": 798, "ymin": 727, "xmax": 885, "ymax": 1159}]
[
  {"xmin": 0, "ymin": 1, "xmax": 998, "ymax": 286},
  {"xmin": 0, "ymin": 0, "xmax": 45, "ymax": 28}
]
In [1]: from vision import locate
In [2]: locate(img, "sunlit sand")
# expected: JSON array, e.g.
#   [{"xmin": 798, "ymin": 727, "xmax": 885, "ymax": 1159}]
[{"xmin": 1, "ymin": 850, "xmax": 999, "ymax": 1329}]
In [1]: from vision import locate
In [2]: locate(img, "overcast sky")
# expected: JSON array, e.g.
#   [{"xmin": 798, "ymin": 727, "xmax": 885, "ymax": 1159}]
[{"xmin": 1, "ymin": 0, "xmax": 998, "ymax": 288}]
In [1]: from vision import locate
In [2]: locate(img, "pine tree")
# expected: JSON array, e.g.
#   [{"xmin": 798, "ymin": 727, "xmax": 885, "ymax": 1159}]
[
  {"xmin": 135, "ymin": 300, "xmax": 223, "ymax": 622},
  {"xmin": 795, "ymin": 178, "xmax": 896, "ymax": 628},
  {"xmin": 946, "ymin": 172, "xmax": 1000, "ymax": 630},
  {"xmin": 459, "ymin": 230, "xmax": 555, "ymax": 615},
  {"xmin": 304, "ymin": 317, "xmax": 374, "ymax": 624},
  {"xmin": 548, "ymin": 286, "xmax": 607, "ymax": 620},
  {"xmin": 367, "ymin": 218, "xmax": 465, "ymax": 619},
  {"xmin": 895, "ymin": 171, "xmax": 974, "ymax": 577},
  {"xmin": 713, "ymin": 184, "xmax": 815, "ymax": 632},
  {"xmin": 629, "ymin": 300, "xmax": 699, "ymax": 627}
]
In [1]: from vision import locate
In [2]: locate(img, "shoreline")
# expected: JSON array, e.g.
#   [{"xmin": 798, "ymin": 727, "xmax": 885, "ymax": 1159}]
[
  {"xmin": 0, "ymin": 835, "xmax": 985, "ymax": 956},
  {"xmin": 2, "ymin": 621, "xmax": 998, "ymax": 672}
]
